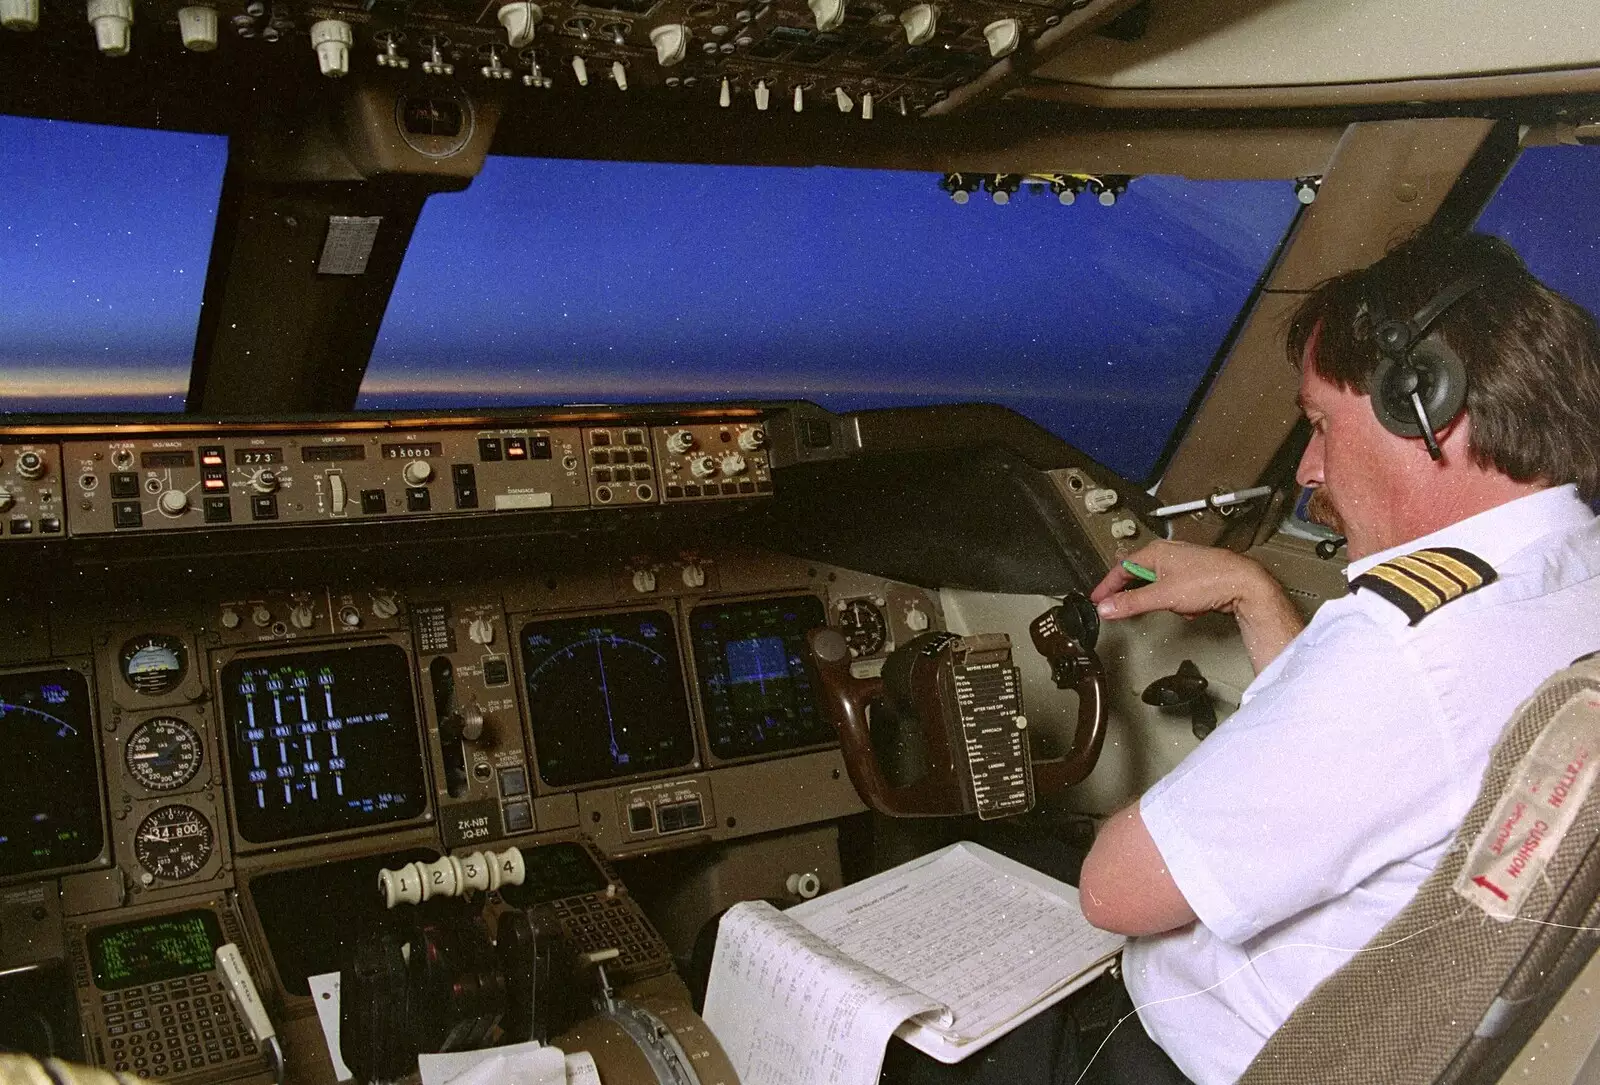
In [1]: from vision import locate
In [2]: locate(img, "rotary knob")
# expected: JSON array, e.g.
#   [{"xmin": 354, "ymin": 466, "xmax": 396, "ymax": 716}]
[
  {"xmin": 251, "ymin": 605, "xmax": 273, "ymax": 628},
  {"xmin": 289, "ymin": 603, "xmax": 316, "ymax": 630},
  {"xmin": 371, "ymin": 593, "xmax": 400, "ymax": 619},
  {"xmin": 688, "ymin": 454, "xmax": 716, "ymax": 479},
  {"xmin": 158, "ymin": 489, "xmax": 190, "ymax": 516},
  {"xmin": 737, "ymin": 427, "xmax": 766, "ymax": 452},
  {"xmin": 251, "ymin": 470, "xmax": 280, "ymax": 494},
  {"xmin": 402, "ymin": 459, "xmax": 433, "ymax": 486},
  {"xmin": 666, "ymin": 430, "xmax": 696, "ymax": 454},
  {"xmin": 718, "ymin": 452, "xmax": 747, "ymax": 477},
  {"xmin": 468, "ymin": 617, "xmax": 495, "ymax": 645},
  {"xmin": 16, "ymin": 450, "xmax": 47, "ymax": 480}
]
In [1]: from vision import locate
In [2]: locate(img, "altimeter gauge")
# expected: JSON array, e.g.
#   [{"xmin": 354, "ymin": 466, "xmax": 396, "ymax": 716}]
[{"xmin": 134, "ymin": 804, "xmax": 214, "ymax": 881}]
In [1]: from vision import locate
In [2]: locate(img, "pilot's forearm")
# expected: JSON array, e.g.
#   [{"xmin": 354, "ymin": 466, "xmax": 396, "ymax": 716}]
[{"xmin": 1233, "ymin": 570, "xmax": 1306, "ymax": 674}]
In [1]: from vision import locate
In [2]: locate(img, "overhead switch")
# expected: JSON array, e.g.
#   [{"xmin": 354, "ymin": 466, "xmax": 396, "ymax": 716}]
[
  {"xmin": 861, "ymin": 92, "xmax": 873, "ymax": 120},
  {"xmin": 612, "ymin": 59, "xmax": 627, "ymax": 89},
  {"xmin": 899, "ymin": 3, "xmax": 935, "ymax": 45},
  {"xmin": 571, "ymin": 54, "xmax": 588, "ymax": 84},
  {"xmin": 86, "ymin": 0, "xmax": 133, "ymax": 56},
  {"xmin": 806, "ymin": 0, "xmax": 843, "ymax": 32},
  {"xmin": 497, "ymin": 1, "xmax": 539, "ymax": 48},
  {"xmin": 310, "ymin": 19, "xmax": 353, "ymax": 76},
  {"xmin": 834, "ymin": 86, "xmax": 852, "ymax": 113},
  {"xmin": 792, "ymin": 84, "xmax": 803, "ymax": 112},
  {"xmin": 983, "ymin": 17, "xmax": 1018, "ymax": 57},
  {"xmin": 719, "ymin": 77, "xmax": 730, "ymax": 107},
  {"xmin": 176, "ymin": 4, "xmax": 217, "ymax": 48},
  {"xmin": 754, "ymin": 79, "xmax": 769, "ymax": 110},
  {"xmin": 1, "ymin": 0, "xmax": 39, "ymax": 31},
  {"xmin": 649, "ymin": 22, "xmax": 687, "ymax": 66}
]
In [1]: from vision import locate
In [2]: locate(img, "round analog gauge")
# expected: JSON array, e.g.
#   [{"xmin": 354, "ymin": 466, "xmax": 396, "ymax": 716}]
[
  {"xmin": 120, "ymin": 635, "xmax": 187, "ymax": 696},
  {"xmin": 837, "ymin": 599, "xmax": 888, "ymax": 658},
  {"xmin": 133, "ymin": 804, "xmax": 213, "ymax": 881},
  {"xmin": 125, "ymin": 717, "xmax": 203, "ymax": 792}
]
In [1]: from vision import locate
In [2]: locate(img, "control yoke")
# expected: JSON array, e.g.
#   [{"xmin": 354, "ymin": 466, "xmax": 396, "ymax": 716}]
[{"xmin": 804, "ymin": 593, "xmax": 1107, "ymax": 818}]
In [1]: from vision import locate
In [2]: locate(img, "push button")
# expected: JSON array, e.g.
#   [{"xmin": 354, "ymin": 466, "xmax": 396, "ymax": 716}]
[
  {"xmin": 406, "ymin": 487, "xmax": 431, "ymax": 512},
  {"xmin": 113, "ymin": 501, "xmax": 143, "ymax": 529},
  {"xmin": 250, "ymin": 494, "xmax": 278, "ymax": 521},
  {"xmin": 477, "ymin": 438, "xmax": 503, "ymax": 461},
  {"xmin": 502, "ymin": 800, "xmax": 533, "ymax": 833},
  {"xmin": 203, "ymin": 496, "xmax": 232, "ymax": 523},
  {"xmin": 361, "ymin": 489, "xmax": 387, "ymax": 515},
  {"xmin": 111, "ymin": 472, "xmax": 140, "ymax": 498},
  {"xmin": 498, "ymin": 766, "xmax": 529, "ymax": 797}
]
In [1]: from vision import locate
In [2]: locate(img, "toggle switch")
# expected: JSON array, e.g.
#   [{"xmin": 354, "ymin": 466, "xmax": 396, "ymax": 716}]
[
  {"xmin": 792, "ymin": 84, "xmax": 803, "ymax": 112},
  {"xmin": 1, "ymin": 0, "xmax": 39, "ymax": 31},
  {"xmin": 719, "ymin": 77, "xmax": 730, "ymax": 107},
  {"xmin": 177, "ymin": 5, "xmax": 216, "ymax": 49},
  {"xmin": 309, "ymin": 19, "xmax": 352, "ymax": 76},
  {"xmin": 861, "ymin": 91, "xmax": 874, "ymax": 119},
  {"xmin": 497, "ymin": 0, "xmax": 539, "ymax": 47},
  {"xmin": 899, "ymin": 3, "xmax": 935, "ymax": 45},
  {"xmin": 649, "ymin": 22, "xmax": 687, "ymax": 65},
  {"xmin": 86, "ymin": 0, "xmax": 134, "ymax": 56},
  {"xmin": 834, "ymin": 86, "xmax": 852, "ymax": 112},
  {"xmin": 806, "ymin": 0, "xmax": 843, "ymax": 31},
  {"xmin": 754, "ymin": 79, "xmax": 770, "ymax": 110},
  {"xmin": 612, "ymin": 59, "xmax": 627, "ymax": 88},
  {"xmin": 571, "ymin": 53, "xmax": 588, "ymax": 84},
  {"xmin": 982, "ymin": 17, "xmax": 1018, "ymax": 57}
]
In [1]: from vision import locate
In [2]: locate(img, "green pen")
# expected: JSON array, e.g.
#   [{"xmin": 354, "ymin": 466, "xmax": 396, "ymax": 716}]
[{"xmin": 1121, "ymin": 559, "xmax": 1158, "ymax": 583}]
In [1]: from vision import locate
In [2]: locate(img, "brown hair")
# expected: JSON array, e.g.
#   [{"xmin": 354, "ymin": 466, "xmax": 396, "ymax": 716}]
[{"xmin": 1287, "ymin": 230, "xmax": 1600, "ymax": 501}]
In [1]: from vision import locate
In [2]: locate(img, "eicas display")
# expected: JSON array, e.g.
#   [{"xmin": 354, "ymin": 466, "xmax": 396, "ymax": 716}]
[{"xmin": 219, "ymin": 644, "xmax": 427, "ymax": 843}]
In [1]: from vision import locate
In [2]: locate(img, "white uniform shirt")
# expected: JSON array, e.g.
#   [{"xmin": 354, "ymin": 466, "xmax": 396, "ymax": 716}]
[{"xmin": 1123, "ymin": 485, "xmax": 1600, "ymax": 1085}]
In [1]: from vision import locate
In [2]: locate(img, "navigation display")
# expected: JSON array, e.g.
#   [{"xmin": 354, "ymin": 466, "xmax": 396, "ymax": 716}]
[
  {"xmin": 88, "ymin": 909, "xmax": 222, "ymax": 991},
  {"xmin": 0, "ymin": 667, "xmax": 103, "ymax": 877},
  {"xmin": 689, "ymin": 596, "xmax": 833, "ymax": 759},
  {"xmin": 520, "ymin": 611, "xmax": 695, "ymax": 788},
  {"xmin": 220, "ymin": 644, "xmax": 427, "ymax": 843}
]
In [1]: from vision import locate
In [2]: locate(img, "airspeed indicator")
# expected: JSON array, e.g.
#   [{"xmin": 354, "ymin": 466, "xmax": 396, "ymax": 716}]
[{"xmin": 125, "ymin": 717, "xmax": 202, "ymax": 792}]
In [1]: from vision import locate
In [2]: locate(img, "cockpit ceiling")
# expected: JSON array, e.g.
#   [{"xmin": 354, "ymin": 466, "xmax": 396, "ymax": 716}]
[{"xmin": 1027, "ymin": 0, "xmax": 1600, "ymax": 105}]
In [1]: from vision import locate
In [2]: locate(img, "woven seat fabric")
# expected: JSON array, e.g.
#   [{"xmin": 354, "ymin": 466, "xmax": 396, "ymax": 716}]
[{"xmin": 1239, "ymin": 660, "xmax": 1600, "ymax": 1085}]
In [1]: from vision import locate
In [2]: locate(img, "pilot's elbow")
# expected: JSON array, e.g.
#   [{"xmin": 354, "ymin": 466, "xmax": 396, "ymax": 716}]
[{"xmin": 1078, "ymin": 854, "xmax": 1129, "ymax": 934}]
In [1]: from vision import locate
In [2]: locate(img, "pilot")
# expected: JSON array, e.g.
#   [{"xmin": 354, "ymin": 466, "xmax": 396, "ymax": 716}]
[{"xmin": 1070, "ymin": 229, "xmax": 1600, "ymax": 1084}]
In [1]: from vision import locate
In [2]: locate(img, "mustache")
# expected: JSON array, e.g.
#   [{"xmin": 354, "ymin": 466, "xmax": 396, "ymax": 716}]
[{"xmin": 1306, "ymin": 488, "xmax": 1345, "ymax": 534}]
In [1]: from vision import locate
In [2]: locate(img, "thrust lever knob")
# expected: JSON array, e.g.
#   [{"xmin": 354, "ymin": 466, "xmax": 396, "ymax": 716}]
[
  {"xmin": 807, "ymin": 0, "xmax": 843, "ymax": 31},
  {"xmin": 1, "ymin": 0, "xmax": 39, "ymax": 31},
  {"xmin": 900, "ymin": 3, "xmax": 935, "ymax": 45},
  {"xmin": 177, "ymin": 5, "xmax": 216, "ymax": 49},
  {"xmin": 983, "ymin": 17, "xmax": 1018, "ymax": 57}
]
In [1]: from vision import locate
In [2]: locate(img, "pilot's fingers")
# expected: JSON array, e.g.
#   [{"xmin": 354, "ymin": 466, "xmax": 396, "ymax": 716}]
[
  {"xmin": 1096, "ymin": 580, "xmax": 1183, "ymax": 621},
  {"xmin": 1088, "ymin": 564, "xmax": 1135, "ymax": 604}
]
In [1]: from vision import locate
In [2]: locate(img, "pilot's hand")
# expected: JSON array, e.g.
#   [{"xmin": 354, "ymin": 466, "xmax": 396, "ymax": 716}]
[{"xmin": 1089, "ymin": 539, "xmax": 1305, "ymax": 673}]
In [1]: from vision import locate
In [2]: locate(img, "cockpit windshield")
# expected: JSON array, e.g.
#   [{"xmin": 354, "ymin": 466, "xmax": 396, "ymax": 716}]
[
  {"xmin": 0, "ymin": 115, "xmax": 227, "ymax": 415},
  {"xmin": 361, "ymin": 159, "xmax": 1299, "ymax": 480}
]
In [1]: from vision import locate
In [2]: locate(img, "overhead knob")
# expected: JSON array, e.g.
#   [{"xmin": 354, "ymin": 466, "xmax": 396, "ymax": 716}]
[
  {"xmin": 649, "ymin": 22, "xmax": 687, "ymax": 66},
  {"xmin": 737, "ymin": 426, "xmax": 766, "ymax": 452},
  {"xmin": 688, "ymin": 453, "xmax": 716, "ymax": 479},
  {"xmin": 631, "ymin": 568, "xmax": 658, "ymax": 594},
  {"xmin": 402, "ymin": 459, "xmax": 433, "ymax": 486},
  {"xmin": 497, "ymin": 0, "xmax": 539, "ymax": 47},
  {"xmin": 310, "ymin": 19, "xmax": 353, "ymax": 77},
  {"xmin": 251, "ymin": 605, "xmax": 272, "ymax": 628},
  {"xmin": 1084, "ymin": 487, "xmax": 1118, "ymax": 513},
  {"xmin": 899, "ymin": 3, "xmax": 935, "ymax": 45},
  {"xmin": 158, "ymin": 489, "xmax": 189, "ymax": 516},
  {"xmin": 86, "ymin": 0, "xmax": 133, "ymax": 55},
  {"xmin": 982, "ymin": 17, "xmax": 1018, "ymax": 56},
  {"xmin": 370, "ymin": 592, "xmax": 400, "ymax": 619},
  {"xmin": 806, "ymin": 0, "xmax": 843, "ymax": 31},
  {"xmin": 681, "ymin": 563, "xmax": 706, "ymax": 588},
  {"xmin": 666, "ymin": 429, "xmax": 696, "ymax": 454},
  {"xmin": 219, "ymin": 608, "xmax": 241, "ymax": 630},
  {"xmin": 289, "ymin": 603, "xmax": 316, "ymax": 630},
  {"xmin": 177, "ymin": 5, "xmax": 216, "ymax": 50},
  {"xmin": 719, "ymin": 452, "xmax": 747, "ymax": 477},
  {"xmin": 468, "ymin": 616, "xmax": 495, "ymax": 645},
  {"xmin": 1, "ymin": 0, "xmax": 39, "ymax": 31}
]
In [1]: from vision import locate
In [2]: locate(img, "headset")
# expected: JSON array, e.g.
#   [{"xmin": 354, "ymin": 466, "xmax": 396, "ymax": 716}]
[{"xmin": 1366, "ymin": 268, "xmax": 1495, "ymax": 461}]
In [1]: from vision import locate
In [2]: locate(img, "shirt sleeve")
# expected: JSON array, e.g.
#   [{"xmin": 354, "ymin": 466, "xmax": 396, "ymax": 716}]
[{"xmin": 1138, "ymin": 607, "xmax": 1462, "ymax": 945}]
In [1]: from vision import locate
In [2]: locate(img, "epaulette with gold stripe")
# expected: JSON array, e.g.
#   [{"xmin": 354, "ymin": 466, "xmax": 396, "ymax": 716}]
[{"xmin": 1350, "ymin": 546, "xmax": 1497, "ymax": 625}]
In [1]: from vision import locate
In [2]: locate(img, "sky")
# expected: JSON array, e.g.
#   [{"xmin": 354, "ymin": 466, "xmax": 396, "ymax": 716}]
[{"xmin": 0, "ymin": 110, "xmax": 1319, "ymax": 480}]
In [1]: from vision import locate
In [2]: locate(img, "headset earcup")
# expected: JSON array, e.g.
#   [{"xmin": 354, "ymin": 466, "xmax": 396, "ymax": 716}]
[{"xmin": 1370, "ymin": 339, "xmax": 1468, "ymax": 438}]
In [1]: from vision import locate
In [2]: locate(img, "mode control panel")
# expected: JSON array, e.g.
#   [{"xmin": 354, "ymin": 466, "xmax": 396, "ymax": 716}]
[{"xmin": 654, "ymin": 422, "xmax": 772, "ymax": 501}]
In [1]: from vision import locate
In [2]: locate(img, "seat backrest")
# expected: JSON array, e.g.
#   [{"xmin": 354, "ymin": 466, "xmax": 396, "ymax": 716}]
[{"xmin": 1241, "ymin": 653, "xmax": 1600, "ymax": 1085}]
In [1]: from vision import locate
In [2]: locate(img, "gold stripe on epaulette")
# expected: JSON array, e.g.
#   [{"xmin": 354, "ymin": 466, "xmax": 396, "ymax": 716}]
[
  {"xmin": 1390, "ymin": 554, "xmax": 1467, "ymax": 600},
  {"xmin": 1366, "ymin": 564, "xmax": 1442, "ymax": 609},
  {"xmin": 1411, "ymin": 549, "xmax": 1488, "ymax": 590}
]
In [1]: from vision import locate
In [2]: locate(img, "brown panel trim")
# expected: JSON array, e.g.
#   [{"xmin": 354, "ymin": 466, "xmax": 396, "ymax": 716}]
[
  {"xmin": 921, "ymin": 0, "xmax": 1147, "ymax": 119},
  {"xmin": 1156, "ymin": 118, "xmax": 1497, "ymax": 546},
  {"xmin": 1009, "ymin": 65, "xmax": 1600, "ymax": 111}
]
